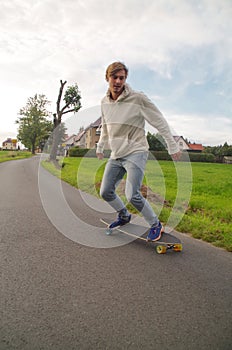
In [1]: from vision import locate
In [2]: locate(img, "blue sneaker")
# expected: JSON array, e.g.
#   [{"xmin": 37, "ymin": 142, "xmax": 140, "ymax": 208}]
[
  {"xmin": 109, "ymin": 214, "xmax": 131, "ymax": 229},
  {"xmin": 146, "ymin": 221, "xmax": 164, "ymax": 242}
]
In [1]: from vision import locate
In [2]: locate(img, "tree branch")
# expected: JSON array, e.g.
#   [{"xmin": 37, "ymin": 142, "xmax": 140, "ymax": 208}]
[
  {"xmin": 56, "ymin": 80, "xmax": 67, "ymax": 115},
  {"xmin": 62, "ymin": 108, "xmax": 77, "ymax": 115},
  {"xmin": 60, "ymin": 104, "xmax": 70, "ymax": 115}
]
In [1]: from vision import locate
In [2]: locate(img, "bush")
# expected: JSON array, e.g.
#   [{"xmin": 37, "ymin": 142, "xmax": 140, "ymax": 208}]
[
  {"xmin": 69, "ymin": 147, "xmax": 111, "ymax": 158},
  {"xmin": 149, "ymin": 151, "xmax": 171, "ymax": 160},
  {"xmin": 69, "ymin": 147, "xmax": 216, "ymax": 163},
  {"xmin": 187, "ymin": 152, "xmax": 216, "ymax": 163},
  {"xmin": 68, "ymin": 147, "xmax": 89, "ymax": 157},
  {"xmin": 148, "ymin": 151, "xmax": 216, "ymax": 162}
]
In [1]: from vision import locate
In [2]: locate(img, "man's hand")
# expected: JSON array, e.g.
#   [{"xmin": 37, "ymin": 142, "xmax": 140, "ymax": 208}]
[
  {"xmin": 96, "ymin": 152, "xmax": 104, "ymax": 160},
  {"xmin": 171, "ymin": 151, "xmax": 182, "ymax": 162}
]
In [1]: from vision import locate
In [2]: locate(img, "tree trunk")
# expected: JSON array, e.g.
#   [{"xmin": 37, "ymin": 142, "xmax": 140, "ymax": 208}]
[
  {"xmin": 49, "ymin": 114, "xmax": 62, "ymax": 162},
  {"xmin": 49, "ymin": 81, "xmax": 66, "ymax": 162},
  {"xmin": 32, "ymin": 142, "xmax": 35, "ymax": 155}
]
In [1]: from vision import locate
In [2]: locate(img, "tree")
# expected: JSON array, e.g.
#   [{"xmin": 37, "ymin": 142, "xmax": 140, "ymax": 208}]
[
  {"xmin": 50, "ymin": 80, "xmax": 81, "ymax": 161},
  {"xmin": 204, "ymin": 142, "xmax": 232, "ymax": 162},
  {"xmin": 146, "ymin": 132, "xmax": 166, "ymax": 151},
  {"xmin": 16, "ymin": 94, "xmax": 53, "ymax": 154}
]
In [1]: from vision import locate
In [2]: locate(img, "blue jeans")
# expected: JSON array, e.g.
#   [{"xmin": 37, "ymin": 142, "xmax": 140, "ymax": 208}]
[{"xmin": 100, "ymin": 152, "xmax": 159, "ymax": 226}]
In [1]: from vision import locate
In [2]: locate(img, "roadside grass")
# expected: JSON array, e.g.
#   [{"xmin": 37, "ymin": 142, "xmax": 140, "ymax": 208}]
[
  {"xmin": 149, "ymin": 162, "xmax": 232, "ymax": 251},
  {"xmin": 0, "ymin": 150, "xmax": 32, "ymax": 163},
  {"xmin": 42, "ymin": 157, "xmax": 232, "ymax": 251}
]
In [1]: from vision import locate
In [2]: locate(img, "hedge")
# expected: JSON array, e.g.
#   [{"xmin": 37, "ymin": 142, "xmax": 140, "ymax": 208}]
[
  {"xmin": 69, "ymin": 147, "xmax": 216, "ymax": 163},
  {"xmin": 68, "ymin": 147, "xmax": 111, "ymax": 158},
  {"xmin": 149, "ymin": 151, "xmax": 216, "ymax": 162},
  {"xmin": 186, "ymin": 152, "xmax": 216, "ymax": 163},
  {"xmin": 149, "ymin": 151, "xmax": 216, "ymax": 163}
]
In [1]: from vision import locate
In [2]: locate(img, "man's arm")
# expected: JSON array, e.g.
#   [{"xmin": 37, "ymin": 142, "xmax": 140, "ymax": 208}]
[{"xmin": 140, "ymin": 93, "xmax": 180, "ymax": 155}]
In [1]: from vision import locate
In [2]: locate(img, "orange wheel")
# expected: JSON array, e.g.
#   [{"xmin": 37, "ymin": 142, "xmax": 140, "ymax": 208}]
[
  {"xmin": 174, "ymin": 244, "xmax": 182, "ymax": 252},
  {"xmin": 156, "ymin": 245, "xmax": 167, "ymax": 254}
]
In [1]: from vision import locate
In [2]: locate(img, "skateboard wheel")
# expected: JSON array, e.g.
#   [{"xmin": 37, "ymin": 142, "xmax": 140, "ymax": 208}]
[
  {"xmin": 156, "ymin": 245, "xmax": 166, "ymax": 254},
  {"xmin": 105, "ymin": 227, "xmax": 112, "ymax": 235},
  {"xmin": 174, "ymin": 244, "xmax": 182, "ymax": 252}
]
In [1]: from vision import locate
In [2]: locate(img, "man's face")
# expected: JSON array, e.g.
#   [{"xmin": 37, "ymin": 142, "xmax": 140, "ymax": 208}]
[{"xmin": 108, "ymin": 69, "xmax": 127, "ymax": 99}]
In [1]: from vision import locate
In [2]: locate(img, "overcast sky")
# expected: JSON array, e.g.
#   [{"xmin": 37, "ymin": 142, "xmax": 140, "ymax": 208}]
[{"xmin": 1, "ymin": 0, "xmax": 231, "ymax": 146}]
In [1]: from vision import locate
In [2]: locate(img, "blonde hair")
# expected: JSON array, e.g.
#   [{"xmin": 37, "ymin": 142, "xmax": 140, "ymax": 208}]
[{"xmin": 105, "ymin": 61, "xmax": 128, "ymax": 81}]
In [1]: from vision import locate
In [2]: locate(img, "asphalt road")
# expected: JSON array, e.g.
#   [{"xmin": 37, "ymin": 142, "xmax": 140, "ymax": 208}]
[{"xmin": 0, "ymin": 156, "xmax": 231, "ymax": 350}]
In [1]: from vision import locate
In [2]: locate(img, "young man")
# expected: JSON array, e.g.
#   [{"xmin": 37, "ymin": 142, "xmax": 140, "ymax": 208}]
[{"xmin": 96, "ymin": 62, "xmax": 181, "ymax": 241}]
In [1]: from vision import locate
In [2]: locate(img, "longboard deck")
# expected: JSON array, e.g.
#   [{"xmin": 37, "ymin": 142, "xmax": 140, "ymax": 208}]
[{"xmin": 100, "ymin": 218, "xmax": 182, "ymax": 254}]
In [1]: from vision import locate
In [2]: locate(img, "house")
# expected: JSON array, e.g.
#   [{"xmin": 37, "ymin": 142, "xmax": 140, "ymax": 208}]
[
  {"xmin": 74, "ymin": 117, "xmax": 101, "ymax": 149},
  {"xmin": 85, "ymin": 117, "xmax": 101, "ymax": 148},
  {"xmin": 64, "ymin": 134, "xmax": 76, "ymax": 148},
  {"xmin": 173, "ymin": 136, "xmax": 190, "ymax": 151},
  {"xmin": 2, "ymin": 138, "xmax": 17, "ymax": 150},
  {"xmin": 223, "ymin": 156, "xmax": 232, "ymax": 164},
  {"xmin": 173, "ymin": 136, "xmax": 204, "ymax": 152},
  {"xmin": 74, "ymin": 129, "xmax": 86, "ymax": 148},
  {"xmin": 62, "ymin": 134, "xmax": 76, "ymax": 156}
]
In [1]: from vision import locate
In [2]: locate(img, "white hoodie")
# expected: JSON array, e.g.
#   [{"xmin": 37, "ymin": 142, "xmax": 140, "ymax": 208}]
[{"xmin": 96, "ymin": 84, "xmax": 179, "ymax": 159}]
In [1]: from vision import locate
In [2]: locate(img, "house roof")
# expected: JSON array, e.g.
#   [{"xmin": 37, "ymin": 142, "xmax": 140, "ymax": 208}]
[
  {"xmin": 3, "ymin": 138, "xmax": 13, "ymax": 143},
  {"xmin": 90, "ymin": 117, "xmax": 101, "ymax": 128},
  {"xmin": 188, "ymin": 143, "xmax": 204, "ymax": 151},
  {"xmin": 65, "ymin": 134, "xmax": 76, "ymax": 142},
  {"xmin": 63, "ymin": 134, "xmax": 76, "ymax": 146},
  {"xmin": 84, "ymin": 117, "xmax": 101, "ymax": 131},
  {"xmin": 173, "ymin": 136, "xmax": 183, "ymax": 142},
  {"xmin": 74, "ymin": 130, "xmax": 86, "ymax": 142}
]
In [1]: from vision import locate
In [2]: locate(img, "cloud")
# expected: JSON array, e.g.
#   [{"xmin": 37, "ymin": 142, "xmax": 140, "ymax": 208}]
[
  {"xmin": 0, "ymin": 0, "xmax": 231, "ymax": 145},
  {"xmin": 164, "ymin": 113, "xmax": 232, "ymax": 146},
  {"xmin": 2, "ymin": 0, "xmax": 231, "ymax": 71}
]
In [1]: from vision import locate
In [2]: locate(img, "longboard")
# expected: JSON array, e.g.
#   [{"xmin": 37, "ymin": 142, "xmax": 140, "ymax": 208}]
[{"xmin": 100, "ymin": 218, "xmax": 182, "ymax": 254}]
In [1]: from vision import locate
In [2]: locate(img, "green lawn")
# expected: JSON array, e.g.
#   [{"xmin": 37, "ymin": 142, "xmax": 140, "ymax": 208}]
[
  {"xmin": 42, "ymin": 157, "xmax": 232, "ymax": 251},
  {"xmin": 0, "ymin": 150, "xmax": 32, "ymax": 163}
]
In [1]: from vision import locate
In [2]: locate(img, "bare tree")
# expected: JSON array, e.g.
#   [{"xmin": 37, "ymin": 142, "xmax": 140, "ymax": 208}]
[{"xmin": 50, "ymin": 80, "xmax": 81, "ymax": 162}]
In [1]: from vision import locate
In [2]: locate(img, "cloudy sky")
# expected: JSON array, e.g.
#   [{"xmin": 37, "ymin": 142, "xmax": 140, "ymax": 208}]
[{"xmin": 1, "ymin": 0, "xmax": 231, "ymax": 146}]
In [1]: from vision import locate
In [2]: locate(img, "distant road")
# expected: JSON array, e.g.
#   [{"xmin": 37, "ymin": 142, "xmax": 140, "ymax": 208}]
[{"xmin": 0, "ymin": 156, "xmax": 231, "ymax": 350}]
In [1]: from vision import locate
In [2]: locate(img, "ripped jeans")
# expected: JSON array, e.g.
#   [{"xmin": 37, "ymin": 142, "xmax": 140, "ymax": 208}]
[{"xmin": 100, "ymin": 151, "xmax": 159, "ymax": 226}]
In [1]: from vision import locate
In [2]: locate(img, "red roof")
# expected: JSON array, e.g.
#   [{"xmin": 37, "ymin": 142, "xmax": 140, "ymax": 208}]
[{"xmin": 188, "ymin": 143, "xmax": 204, "ymax": 151}]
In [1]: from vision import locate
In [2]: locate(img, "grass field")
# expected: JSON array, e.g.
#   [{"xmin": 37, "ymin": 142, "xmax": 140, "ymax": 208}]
[
  {"xmin": 0, "ymin": 150, "xmax": 32, "ymax": 162},
  {"xmin": 42, "ymin": 157, "xmax": 232, "ymax": 252}
]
